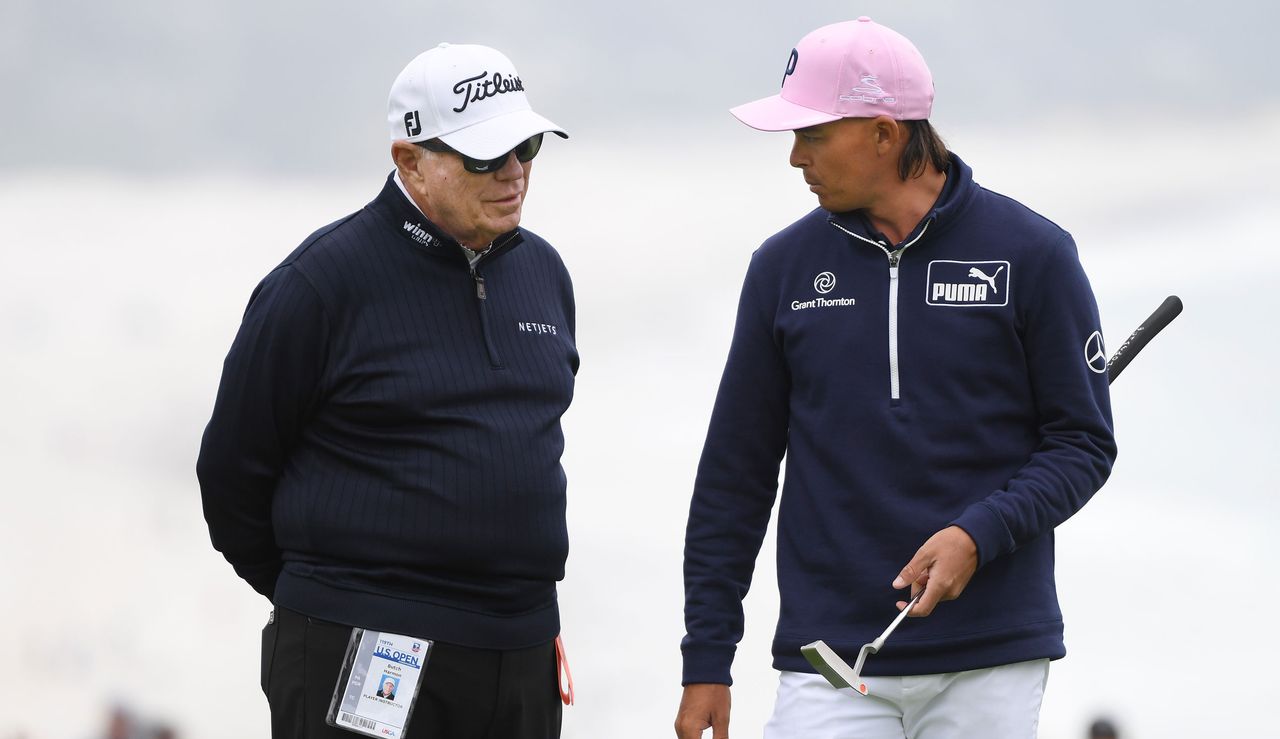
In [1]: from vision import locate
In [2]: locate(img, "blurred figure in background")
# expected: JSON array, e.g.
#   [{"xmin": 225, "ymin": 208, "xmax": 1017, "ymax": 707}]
[
  {"xmin": 1089, "ymin": 717, "xmax": 1119, "ymax": 738},
  {"xmin": 104, "ymin": 705, "xmax": 131, "ymax": 739},
  {"xmin": 96, "ymin": 704, "xmax": 179, "ymax": 739}
]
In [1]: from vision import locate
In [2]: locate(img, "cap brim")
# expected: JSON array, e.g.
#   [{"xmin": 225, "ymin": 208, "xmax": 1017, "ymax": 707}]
[
  {"xmin": 729, "ymin": 94, "xmax": 841, "ymax": 132},
  {"xmin": 438, "ymin": 109, "xmax": 568, "ymax": 159}
]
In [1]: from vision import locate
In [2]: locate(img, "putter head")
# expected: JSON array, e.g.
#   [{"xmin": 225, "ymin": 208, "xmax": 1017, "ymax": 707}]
[
  {"xmin": 800, "ymin": 640, "xmax": 872, "ymax": 696},
  {"xmin": 801, "ymin": 593, "xmax": 923, "ymax": 698}
]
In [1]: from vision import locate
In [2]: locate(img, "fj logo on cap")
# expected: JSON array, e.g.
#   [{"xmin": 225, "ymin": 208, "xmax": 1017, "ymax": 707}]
[
  {"xmin": 404, "ymin": 111, "xmax": 422, "ymax": 137},
  {"xmin": 926, "ymin": 260, "xmax": 1010, "ymax": 307}
]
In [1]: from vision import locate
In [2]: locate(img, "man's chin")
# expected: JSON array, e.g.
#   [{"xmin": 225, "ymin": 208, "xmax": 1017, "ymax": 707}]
[
  {"xmin": 486, "ymin": 209, "xmax": 523, "ymax": 233},
  {"xmin": 815, "ymin": 194, "xmax": 856, "ymax": 213}
]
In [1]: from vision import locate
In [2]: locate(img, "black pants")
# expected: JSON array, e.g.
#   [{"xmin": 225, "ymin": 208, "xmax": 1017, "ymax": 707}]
[{"xmin": 261, "ymin": 606, "xmax": 562, "ymax": 738}]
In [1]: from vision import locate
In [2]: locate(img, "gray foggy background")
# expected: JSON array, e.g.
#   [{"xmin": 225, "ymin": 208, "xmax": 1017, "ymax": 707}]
[
  {"xmin": 3, "ymin": 1, "xmax": 1278, "ymax": 737},
  {"xmin": 3, "ymin": 0, "xmax": 1276, "ymax": 173}
]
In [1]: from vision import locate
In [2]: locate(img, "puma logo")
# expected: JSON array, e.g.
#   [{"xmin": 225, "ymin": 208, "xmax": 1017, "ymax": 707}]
[
  {"xmin": 968, "ymin": 266, "xmax": 1004, "ymax": 294},
  {"xmin": 926, "ymin": 260, "xmax": 1011, "ymax": 307}
]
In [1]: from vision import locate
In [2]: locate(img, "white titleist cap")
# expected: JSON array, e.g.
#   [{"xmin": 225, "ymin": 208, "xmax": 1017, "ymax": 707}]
[{"xmin": 387, "ymin": 43, "xmax": 568, "ymax": 159}]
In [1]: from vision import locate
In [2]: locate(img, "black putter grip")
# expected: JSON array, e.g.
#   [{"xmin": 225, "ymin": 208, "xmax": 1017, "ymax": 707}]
[{"xmin": 1107, "ymin": 295, "xmax": 1183, "ymax": 383}]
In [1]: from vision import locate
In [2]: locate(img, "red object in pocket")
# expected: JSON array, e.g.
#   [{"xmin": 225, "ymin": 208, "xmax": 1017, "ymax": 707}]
[{"xmin": 554, "ymin": 635, "xmax": 574, "ymax": 706}]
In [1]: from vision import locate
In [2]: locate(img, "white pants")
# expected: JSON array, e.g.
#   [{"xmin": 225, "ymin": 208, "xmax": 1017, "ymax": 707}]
[{"xmin": 763, "ymin": 660, "xmax": 1050, "ymax": 739}]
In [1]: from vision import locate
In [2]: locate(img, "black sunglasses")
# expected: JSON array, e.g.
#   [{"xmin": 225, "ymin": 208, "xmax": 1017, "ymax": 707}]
[{"xmin": 416, "ymin": 133, "xmax": 544, "ymax": 174}]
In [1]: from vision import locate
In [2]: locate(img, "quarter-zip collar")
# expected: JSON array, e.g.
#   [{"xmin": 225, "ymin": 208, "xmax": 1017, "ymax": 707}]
[
  {"xmin": 822, "ymin": 154, "xmax": 975, "ymax": 406},
  {"xmin": 368, "ymin": 171, "xmax": 524, "ymax": 265},
  {"xmin": 827, "ymin": 153, "xmax": 975, "ymax": 248}
]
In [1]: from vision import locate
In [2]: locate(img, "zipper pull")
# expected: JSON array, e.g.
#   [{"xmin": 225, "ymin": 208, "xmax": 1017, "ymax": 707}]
[{"xmin": 473, "ymin": 273, "xmax": 487, "ymax": 300}]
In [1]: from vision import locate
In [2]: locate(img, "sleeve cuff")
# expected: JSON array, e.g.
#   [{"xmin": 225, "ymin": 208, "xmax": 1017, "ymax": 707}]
[
  {"xmin": 950, "ymin": 501, "xmax": 1015, "ymax": 569},
  {"xmin": 680, "ymin": 644, "xmax": 736, "ymax": 686}
]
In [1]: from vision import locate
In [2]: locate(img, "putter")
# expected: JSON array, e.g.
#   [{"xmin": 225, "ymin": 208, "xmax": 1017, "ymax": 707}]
[{"xmin": 800, "ymin": 591, "xmax": 923, "ymax": 696}]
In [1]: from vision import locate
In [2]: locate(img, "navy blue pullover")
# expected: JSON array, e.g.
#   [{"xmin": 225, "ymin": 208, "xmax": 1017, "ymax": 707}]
[
  {"xmin": 682, "ymin": 155, "xmax": 1116, "ymax": 684},
  {"xmin": 198, "ymin": 174, "xmax": 578, "ymax": 649}
]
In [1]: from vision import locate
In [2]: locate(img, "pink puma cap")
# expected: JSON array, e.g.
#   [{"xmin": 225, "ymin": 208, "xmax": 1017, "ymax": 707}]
[{"xmin": 730, "ymin": 16, "xmax": 934, "ymax": 131}]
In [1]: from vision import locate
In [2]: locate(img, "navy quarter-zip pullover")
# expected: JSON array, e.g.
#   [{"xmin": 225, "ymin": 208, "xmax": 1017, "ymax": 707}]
[
  {"xmin": 682, "ymin": 155, "xmax": 1116, "ymax": 684},
  {"xmin": 198, "ymin": 173, "xmax": 578, "ymax": 649}
]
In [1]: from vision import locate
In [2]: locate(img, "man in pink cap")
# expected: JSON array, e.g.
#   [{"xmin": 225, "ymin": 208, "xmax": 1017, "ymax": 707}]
[
  {"xmin": 200, "ymin": 43, "xmax": 576, "ymax": 738},
  {"xmin": 677, "ymin": 17, "xmax": 1115, "ymax": 738}
]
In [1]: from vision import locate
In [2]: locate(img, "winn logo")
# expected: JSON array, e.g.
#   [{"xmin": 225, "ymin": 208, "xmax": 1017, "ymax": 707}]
[
  {"xmin": 402, "ymin": 221, "xmax": 436, "ymax": 247},
  {"xmin": 926, "ymin": 260, "xmax": 1010, "ymax": 307},
  {"xmin": 839, "ymin": 75, "xmax": 897, "ymax": 105}
]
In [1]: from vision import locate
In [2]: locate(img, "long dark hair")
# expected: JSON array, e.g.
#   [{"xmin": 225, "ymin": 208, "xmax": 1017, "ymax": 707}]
[{"xmin": 899, "ymin": 120, "xmax": 949, "ymax": 180}]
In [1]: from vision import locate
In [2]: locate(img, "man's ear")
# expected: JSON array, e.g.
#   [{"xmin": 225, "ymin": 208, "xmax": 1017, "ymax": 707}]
[
  {"xmin": 872, "ymin": 116, "xmax": 901, "ymax": 156},
  {"xmin": 391, "ymin": 141, "xmax": 422, "ymax": 184}
]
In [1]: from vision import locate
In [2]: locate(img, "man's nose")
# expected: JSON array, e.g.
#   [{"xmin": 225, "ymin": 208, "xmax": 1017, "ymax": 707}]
[
  {"xmin": 494, "ymin": 150, "xmax": 525, "ymax": 179},
  {"xmin": 789, "ymin": 137, "xmax": 807, "ymax": 169}
]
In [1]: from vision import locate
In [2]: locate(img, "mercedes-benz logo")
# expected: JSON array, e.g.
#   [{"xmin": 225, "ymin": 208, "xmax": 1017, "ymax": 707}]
[
  {"xmin": 814, "ymin": 272, "xmax": 836, "ymax": 294},
  {"xmin": 1084, "ymin": 331, "xmax": 1107, "ymax": 374}
]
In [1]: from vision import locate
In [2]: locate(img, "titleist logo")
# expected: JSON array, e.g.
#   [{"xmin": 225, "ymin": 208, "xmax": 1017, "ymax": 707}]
[{"xmin": 453, "ymin": 71, "xmax": 524, "ymax": 113}]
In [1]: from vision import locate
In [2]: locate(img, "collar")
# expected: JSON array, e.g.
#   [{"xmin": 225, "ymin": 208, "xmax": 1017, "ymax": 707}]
[
  {"xmin": 828, "ymin": 152, "xmax": 975, "ymax": 247},
  {"xmin": 392, "ymin": 170, "xmax": 427, "ymax": 218},
  {"xmin": 369, "ymin": 171, "xmax": 524, "ymax": 260}
]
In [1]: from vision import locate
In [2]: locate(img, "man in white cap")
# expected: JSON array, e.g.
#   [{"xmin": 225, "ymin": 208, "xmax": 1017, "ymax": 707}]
[
  {"xmin": 676, "ymin": 17, "xmax": 1116, "ymax": 738},
  {"xmin": 199, "ymin": 43, "xmax": 575, "ymax": 738}
]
